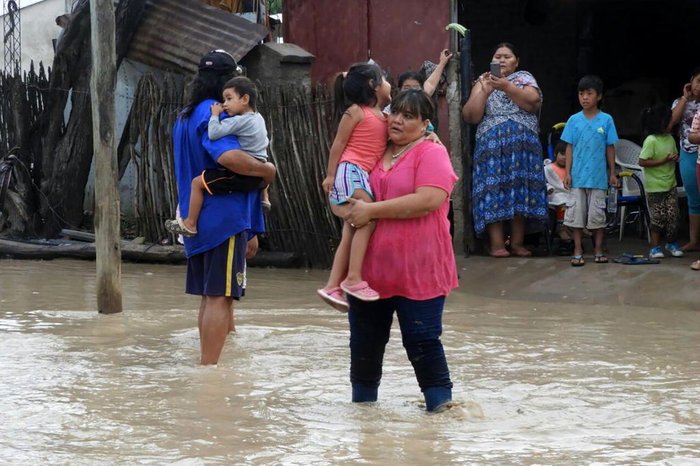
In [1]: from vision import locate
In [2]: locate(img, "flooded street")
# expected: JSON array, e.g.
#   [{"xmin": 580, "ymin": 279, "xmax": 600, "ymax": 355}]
[{"xmin": 1, "ymin": 258, "xmax": 699, "ymax": 464}]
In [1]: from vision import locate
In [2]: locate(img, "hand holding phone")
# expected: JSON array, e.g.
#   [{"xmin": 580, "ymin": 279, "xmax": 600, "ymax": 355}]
[{"xmin": 489, "ymin": 62, "xmax": 501, "ymax": 78}]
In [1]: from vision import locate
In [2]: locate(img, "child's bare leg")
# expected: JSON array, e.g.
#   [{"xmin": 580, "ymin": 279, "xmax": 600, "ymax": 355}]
[
  {"xmin": 344, "ymin": 221, "xmax": 375, "ymax": 286},
  {"xmin": 183, "ymin": 175, "xmax": 205, "ymax": 232},
  {"xmin": 649, "ymin": 230, "xmax": 661, "ymax": 248},
  {"xmin": 261, "ymin": 186, "xmax": 271, "ymax": 208},
  {"xmin": 572, "ymin": 227, "xmax": 584, "ymax": 256},
  {"xmin": 343, "ymin": 190, "xmax": 375, "ymax": 286},
  {"xmin": 324, "ymin": 211, "xmax": 353, "ymax": 290},
  {"xmin": 592, "ymin": 228, "xmax": 605, "ymax": 256}
]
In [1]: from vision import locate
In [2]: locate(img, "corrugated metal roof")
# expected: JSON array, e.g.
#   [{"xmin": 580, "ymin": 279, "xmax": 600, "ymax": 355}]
[{"xmin": 127, "ymin": 0, "xmax": 269, "ymax": 75}]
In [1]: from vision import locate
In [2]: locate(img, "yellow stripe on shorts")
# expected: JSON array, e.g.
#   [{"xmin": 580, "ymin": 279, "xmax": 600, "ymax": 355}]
[{"xmin": 225, "ymin": 236, "xmax": 235, "ymax": 296}]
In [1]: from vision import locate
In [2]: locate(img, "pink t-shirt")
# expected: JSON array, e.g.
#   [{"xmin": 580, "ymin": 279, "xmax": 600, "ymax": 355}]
[
  {"xmin": 362, "ymin": 140, "xmax": 459, "ymax": 300},
  {"xmin": 339, "ymin": 105, "xmax": 388, "ymax": 172}
]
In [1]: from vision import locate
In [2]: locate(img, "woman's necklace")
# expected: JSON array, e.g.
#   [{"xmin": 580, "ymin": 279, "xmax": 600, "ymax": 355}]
[{"xmin": 390, "ymin": 137, "xmax": 424, "ymax": 166}]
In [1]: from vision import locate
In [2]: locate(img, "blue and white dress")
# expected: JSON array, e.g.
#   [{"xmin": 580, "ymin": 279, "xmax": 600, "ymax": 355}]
[{"xmin": 472, "ymin": 70, "xmax": 547, "ymax": 235}]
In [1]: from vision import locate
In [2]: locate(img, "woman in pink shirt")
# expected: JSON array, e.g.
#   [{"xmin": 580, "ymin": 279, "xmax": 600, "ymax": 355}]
[{"xmin": 345, "ymin": 90, "xmax": 459, "ymax": 412}]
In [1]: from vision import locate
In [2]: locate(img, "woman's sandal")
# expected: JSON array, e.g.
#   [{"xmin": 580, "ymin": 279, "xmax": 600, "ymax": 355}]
[
  {"xmin": 691, "ymin": 260, "xmax": 700, "ymax": 271},
  {"xmin": 594, "ymin": 254, "xmax": 609, "ymax": 264},
  {"xmin": 570, "ymin": 255, "xmax": 585, "ymax": 267}
]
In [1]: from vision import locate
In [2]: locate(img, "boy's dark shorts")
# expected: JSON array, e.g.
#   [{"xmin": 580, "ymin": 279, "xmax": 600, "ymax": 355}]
[
  {"xmin": 201, "ymin": 168, "xmax": 264, "ymax": 195},
  {"xmin": 186, "ymin": 233, "xmax": 247, "ymax": 298}
]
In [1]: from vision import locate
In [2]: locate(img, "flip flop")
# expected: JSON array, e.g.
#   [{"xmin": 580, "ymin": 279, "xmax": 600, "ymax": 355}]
[
  {"xmin": 164, "ymin": 217, "xmax": 196, "ymax": 237},
  {"xmin": 340, "ymin": 280, "xmax": 380, "ymax": 301},
  {"xmin": 594, "ymin": 254, "xmax": 609, "ymax": 264},
  {"xmin": 613, "ymin": 254, "xmax": 660, "ymax": 265},
  {"xmin": 570, "ymin": 255, "xmax": 585, "ymax": 267},
  {"xmin": 317, "ymin": 287, "xmax": 349, "ymax": 312},
  {"xmin": 691, "ymin": 260, "xmax": 700, "ymax": 271}
]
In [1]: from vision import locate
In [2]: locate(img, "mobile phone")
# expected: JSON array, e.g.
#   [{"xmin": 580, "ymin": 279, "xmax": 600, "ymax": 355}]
[{"xmin": 490, "ymin": 62, "xmax": 501, "ymax": 78}]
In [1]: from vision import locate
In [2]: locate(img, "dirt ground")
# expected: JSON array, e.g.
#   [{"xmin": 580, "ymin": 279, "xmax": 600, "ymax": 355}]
[{"xmin": 454, "ymin": 236, "xmax": 699, "ymax": 312}]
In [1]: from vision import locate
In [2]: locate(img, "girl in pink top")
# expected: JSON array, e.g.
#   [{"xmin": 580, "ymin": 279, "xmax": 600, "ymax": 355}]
[
  {"xmin": 344, "ymin": 90, "xmax": 458, "ymax": 412},
  {"xmin": 318, "ymin": 63, "xmax": 391, "ymax": 311}
]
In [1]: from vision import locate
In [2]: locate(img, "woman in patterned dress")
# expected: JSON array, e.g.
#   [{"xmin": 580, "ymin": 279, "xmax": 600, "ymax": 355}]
[{"xmin": 462, "ymin": 42, "xmax": 547, "ymax": 257}]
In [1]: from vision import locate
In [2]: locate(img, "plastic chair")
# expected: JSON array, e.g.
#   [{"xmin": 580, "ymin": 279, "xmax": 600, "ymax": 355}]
[{"xmin": 614, "ymin": 139, "xmax": 648, "ymax": 240}]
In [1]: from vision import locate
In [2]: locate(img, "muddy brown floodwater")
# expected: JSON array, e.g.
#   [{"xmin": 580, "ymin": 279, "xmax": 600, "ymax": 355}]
[{"xmin": 0, "ymin": 257, "xmax": 698, "ymax": 464}]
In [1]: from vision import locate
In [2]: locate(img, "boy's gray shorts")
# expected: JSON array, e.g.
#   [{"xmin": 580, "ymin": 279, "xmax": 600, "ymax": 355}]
[{"xmin": 563, "ymin": 188, "xmax": 607, "ymax": 230}]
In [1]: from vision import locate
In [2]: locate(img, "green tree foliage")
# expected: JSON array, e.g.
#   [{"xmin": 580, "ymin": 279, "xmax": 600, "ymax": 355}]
[{"xmin": 269, "ymin": 0, "xmax": 282, "ymax": 14}]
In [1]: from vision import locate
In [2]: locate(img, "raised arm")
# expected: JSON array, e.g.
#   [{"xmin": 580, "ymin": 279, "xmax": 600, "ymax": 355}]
[
  {"xmin": 668, "ymin": 83, "xmax": 691, "ymax": 131},
  {"xmin": 423, "ymin": 49, "xmax": 453, "ymax": 97}
]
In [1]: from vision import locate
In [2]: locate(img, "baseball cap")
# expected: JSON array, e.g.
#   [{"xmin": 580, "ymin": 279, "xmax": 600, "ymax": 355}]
[{"xmin": 198, "ymin": 49, "xmax": 239, "ymax": 74}]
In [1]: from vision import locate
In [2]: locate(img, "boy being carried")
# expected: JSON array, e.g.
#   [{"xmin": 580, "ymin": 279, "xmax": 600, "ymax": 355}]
[
  {"xmin": 166, "ymin": 76, "xmax": 272, "ymax": 237},
  {"xmin": 562, "ymin": 75, "xmax": 618, "ymax": 266}
]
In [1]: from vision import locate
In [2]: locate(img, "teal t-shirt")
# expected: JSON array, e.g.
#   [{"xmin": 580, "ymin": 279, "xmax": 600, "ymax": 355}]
[
  {"xmin": 561, "ymin": 110, "xmax": 618, "ymax": 189},
  {"xmin": 639, "ymin": 134, "xmax": 678, "ymax": 193}
]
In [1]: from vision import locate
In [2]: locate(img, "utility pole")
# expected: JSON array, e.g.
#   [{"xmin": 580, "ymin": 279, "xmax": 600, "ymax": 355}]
[{"xmin": 90, "ymin": 0, "xmax": 122, "ymax": 314}]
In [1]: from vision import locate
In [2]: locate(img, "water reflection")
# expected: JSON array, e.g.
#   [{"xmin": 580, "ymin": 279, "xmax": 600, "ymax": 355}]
[{"xmin": 0, "ymin": 259, "xmax": 698, "ymax": 464}]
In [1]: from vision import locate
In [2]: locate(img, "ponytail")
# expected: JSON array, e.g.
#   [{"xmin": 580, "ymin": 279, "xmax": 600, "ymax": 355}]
[{"xmin": 333, "ymin": 71, "xmax": 349, "ymax": 125}]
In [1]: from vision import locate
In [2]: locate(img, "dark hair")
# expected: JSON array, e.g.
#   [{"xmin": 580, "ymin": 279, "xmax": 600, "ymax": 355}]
[
  {"xmin": 390, "ymin": 89, "xmax": 434, "ymax": 122},
  {"xmin": 492, "ymin": 42, "xmax": 519, "ymax": 59},
  {"xmin": 397, "ymin": 70, "xmax": 425, "ymax": 89},
  {"xmin": 641, "ymin": 104, "xmax": 672, "ymax": 139},
  {"xmin": 333, "ymin": 62, "xmax": 383, "ymax": 110},
  {"xmin": 578, "ymin": 75, "xmax": 604, "ymax": 95},
  {"xmin": 223, "ymin": 76, "xmax": 258, "ymax": 111},
  {"xmin": 691, "ymin": 66, "xmax": 700, "ymax": 81},
  {"xmin": 181, "ymin": 69, "xmax": 236, "ymax": 118},
  {"xmin": 554, "ymin": 140, "xmax": 567, "ymax": 155}
]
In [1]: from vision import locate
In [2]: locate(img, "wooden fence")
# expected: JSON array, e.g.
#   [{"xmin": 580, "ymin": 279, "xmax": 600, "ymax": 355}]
[{"xmin": 1, "ymin": 67, "xmax": 342, "ymax": 268}]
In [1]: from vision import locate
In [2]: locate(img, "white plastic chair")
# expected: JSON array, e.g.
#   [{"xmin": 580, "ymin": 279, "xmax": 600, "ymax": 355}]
[{"xmin": 614, "ymin": 139, "xmax": 647, "ymax": 240}]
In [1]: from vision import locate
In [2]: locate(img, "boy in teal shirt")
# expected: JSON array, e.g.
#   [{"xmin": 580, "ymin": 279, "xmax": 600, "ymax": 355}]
[{"xmin": 562, "ymin": 75, "xmax": 618, "ymax": 266}]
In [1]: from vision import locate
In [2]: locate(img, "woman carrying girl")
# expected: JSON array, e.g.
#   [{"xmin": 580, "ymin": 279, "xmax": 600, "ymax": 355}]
[
  {"xmin": 317, "ymin": 63, "xmax": 392, "ymax": 311},
  {"xmin": 638, "ymin": 105, "xmax": 682, "ymax": 259}
]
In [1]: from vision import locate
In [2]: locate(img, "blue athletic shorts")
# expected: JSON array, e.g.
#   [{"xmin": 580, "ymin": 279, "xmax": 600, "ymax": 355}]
[
  {"xmin": 186, "ymin": 233, "xmax": 247, "ymax": 298},
  {"xmin": 329, "ymin": 161, "xmax": 374, "ymax": 205}
]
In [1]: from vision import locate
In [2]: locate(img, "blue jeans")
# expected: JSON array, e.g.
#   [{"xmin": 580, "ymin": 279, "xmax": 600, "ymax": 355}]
[
  {"xmin": 680, "ymin": 148, "xmax": 700, "ymax": 214},
  {"xmin": 348, "ymin": 295, "xmax": 453, "ymax": 412}
]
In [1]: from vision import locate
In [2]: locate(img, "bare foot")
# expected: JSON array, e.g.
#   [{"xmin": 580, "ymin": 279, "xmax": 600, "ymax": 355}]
[
  {"xmin": 682, "ymin": 243, "xmax": 699, "ymax": 252},
  {"xmin": 510, "ymin": 246, "xmax": 532, "ymax": 257}
]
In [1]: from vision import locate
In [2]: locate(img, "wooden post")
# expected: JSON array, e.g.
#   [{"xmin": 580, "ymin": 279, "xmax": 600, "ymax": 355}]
[
  {"xmin": 90, "ymin": 0, "xmax": 122, "ymax": 314},
  {"xmin": 446, "ymin": 57, "xmax": 465, "ymax": 255}
]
